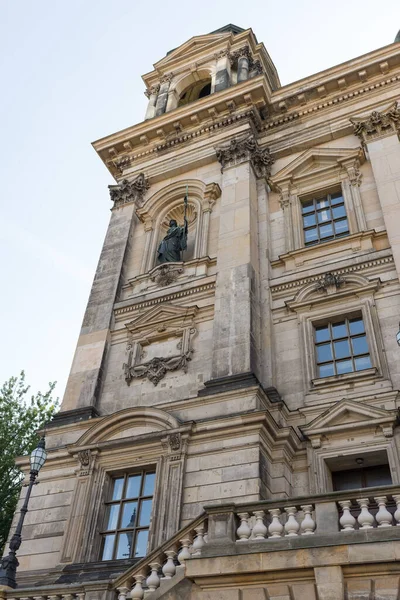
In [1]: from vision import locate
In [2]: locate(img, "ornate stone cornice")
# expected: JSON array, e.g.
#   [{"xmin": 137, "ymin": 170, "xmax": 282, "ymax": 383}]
[
  {"xmin": 215, "ymin": 134, "xmax": 274, "ymax": 178},
  {"xmin": 350, "ymin": 102, "xmax": 400, "ymax": 142},
  {"xmin": 108, "ymin": 173, "xmax": 150, "ymax": 208}
]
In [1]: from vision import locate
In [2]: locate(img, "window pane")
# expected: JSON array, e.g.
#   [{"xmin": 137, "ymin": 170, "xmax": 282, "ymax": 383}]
[
  {"xmin": 143, "ymin": 472, "xmax": 156, "ymax": 496},
  {"xmin": 332, "ymin": 205, "xmax": 346, "ymax": 219},
  {"xmin": 319, "ymin": 223, "xmax": 334, "ymax": 238},
  {"xmin": 139, "ymin": 499, "xmax": 152, "ymax": 526},
  {"xmin": 352, "ymin": 335, "xmax": 369, "ymax": 356},
  {"xmin": 332, "ymin": 322, "xmax": 347, "ymax": 339},
  {"xmin": 334, "ymin": 339, "xmax": 350, "ymax": 359},
  {"xmin": 106, "ymin": 504, "xmax": 119, "ymax": 531},
  {"xmin": 303, "ymin": 214, "xmax": 316, "ymax": 227},
  {"xmin": 355, "ymin": 356, "xmax": 372, "ymax": 371},
  {"xmin": 316, "ymin": 343, "xmax": 332, "ymax": 363},
  {"xmin": 101, "ymin": 534, "xmax": 115, "ymax": 561},
  {"xmin": 330, "ymin": 193, "xmax": 343, "ymax": 205},
  {"xmin": 302, "ymin": 201, "xmax": 314, "ymax": 214},
  {"xmin": 315, "ymin": 326, "xmax": 330, "ymax": 343},
  {"xmin": 304, "ymin": 228, "xmax": 318, "ymax": 244},
  {"xmin": 349, "ymin": 318, "xmax": 365, "ymax": 335},
  {"xmin": 318, "ymin": 363, "xmax": 335, "ymax": 378},
  {"xmin": 317, "ymin": 209, "xmax": 331, "ymax": 223},
  {"xmin": 316, "ymin": 198, "xmax": 329, "ymax": 209},
  {"xmin": 334, "ymin": 219, "xmax": 349, "ymax": 234},
  {"xmin": 365, "ymin": 465, "xmax": 392, "ymax": 487},
  {"xmin": 336, "ymin": 359, "xmax": 353, "ymax": 375},
  {"xmin": 135, "ymin": 530, "xmax": 149, "ymax": 557},
  {"xmin": 112, "ymin": 478, "xmax": 124, "ymax": 501},
  {"xmin": 116, "ymin": 532, "xmax": 133, "ymax": 559},
  {"xmin": 121, "ymin": 502, "xmax": 138, "ymax": 529},
  {"xmin": 126, "ymin": 475, "xmax": 141, "ymax": 499}
]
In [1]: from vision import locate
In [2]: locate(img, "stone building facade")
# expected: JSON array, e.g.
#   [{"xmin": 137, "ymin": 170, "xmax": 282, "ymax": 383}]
[{"xmin": 3, "ymin": 23, "xmax": 400, "ymax": 600}]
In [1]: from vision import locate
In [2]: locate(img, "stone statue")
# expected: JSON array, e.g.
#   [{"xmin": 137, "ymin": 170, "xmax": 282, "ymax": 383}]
[{"xmin": 157, "ymin": 218, "xmax": 188, "ymax": 263}]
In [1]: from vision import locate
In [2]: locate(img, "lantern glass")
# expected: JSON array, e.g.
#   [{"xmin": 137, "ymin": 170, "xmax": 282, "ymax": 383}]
[
  {"xmin": 397, "ymin": 330, "xmax": 400, "ymax": 347},
  {"xmin": 30, "ymin": 439, "xmax": 47, "ymax": 473}
]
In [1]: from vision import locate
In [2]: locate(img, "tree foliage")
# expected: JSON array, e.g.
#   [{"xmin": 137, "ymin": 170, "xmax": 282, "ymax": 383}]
[{"xmin": 0, "ymin": 372, "xmax": 59, "ymax": 553}]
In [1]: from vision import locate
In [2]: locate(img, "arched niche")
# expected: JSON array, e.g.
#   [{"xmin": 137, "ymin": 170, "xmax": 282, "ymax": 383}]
[
  {"xmin": 136, "ymin": 179, "xmax": 221, "ymax": 274},
  {"xmin": 166, "ymin": 68, "xmax": 215, "ymax": 112}
]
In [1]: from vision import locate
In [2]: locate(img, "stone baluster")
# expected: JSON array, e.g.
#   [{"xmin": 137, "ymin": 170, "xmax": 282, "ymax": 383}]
[
  {"xmin": 177, "ymin": 537, "xmax": 192, "ymax": 565},
  {"xmin": 374, "ymin": 496, "xmax": 393, "ymax": 527},
  {"xmin": 393, "ymin": 494, "xmax": 400, "ymax": 526},
  {"xmin": 252, "ymin": 510, "xmax": 268, "ymax": 539},
  {"xmin": 236, "ymin": 512, "xmax": 252, "ymax": 541},
  {"xmin": 146, "ymin": 561, "xmax": 161, "ymax": 592},
  {"xmin": 162, "ymin": 549, "xmax": 177, "ymax": 578},
  {"xmin": 192, "ymin": 525, "xmax": 206, "ymax": 555},
  {"xmin": 131, "ymin": 574, "xmax": 146, "ymax": 600},
  {"xmin": 300, "ymin": 504, "xmax": 316, "ymax": 535},
  {"xmin": 76, "ymin": 594, "xmax": 85, "ymax": 600},
  {"xmin": 357, "ymin": 498, "xmax": 375, "ymax": 529},
  {"xmin": 339, "ymin": 500, "xmax": 356, "ymax": 531},
  {"xmin": 117, "ymin": 587, "xmax": 130, "ymax": 600},
  {"xmin": 268, "ymin": 508, "xmax": 284, "ymax": 538},
  {"xmin": 284, "ymin": 507, "xmax": 300, "ymax": 537}
]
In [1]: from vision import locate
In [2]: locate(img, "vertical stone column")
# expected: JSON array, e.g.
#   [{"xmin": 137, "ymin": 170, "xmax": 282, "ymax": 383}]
[
  {"xmin": 144, "ymin": 85, "xmax": 159, "ymax": 120},
  {"xmin": 203, "ymin": 135, "xmax": 273, "ymax": 386},
  {"xmin": 214, "ymin": 51, "xmax": 231, "ymax": 92},
  {"xmin": 278, "ymin": 185, "xmax": 295, "ymax": 253},
  {"xmin": 237, "ymin": 54, "xmax": 249, "ymax": 82},
  {"xmin": 155, "ymin": 74, "xmax": 173, "ymax": 116},
  {"xmin": 140, "ymin": 217, "xmax": 154, "ymax": 274},
  {"xmin": 351, "ymin": 103, "xmax": 400, "ymax": 279},
  {"xmin": 199, "ymin": 183, "xmax": 221, "ymax": 257},
  {"xmin": 61, "ymin": 175, "xmax": 149, "ymax": 413}
]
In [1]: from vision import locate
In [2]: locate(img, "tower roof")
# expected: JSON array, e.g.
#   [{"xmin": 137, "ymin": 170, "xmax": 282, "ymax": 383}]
[
  {"xmin": 395, "ymin": 29, "xmax": 400, "ymax": 43},
  {"xmin": 209, "ymin": 24, "xmax": 246, "ymax": 35}
]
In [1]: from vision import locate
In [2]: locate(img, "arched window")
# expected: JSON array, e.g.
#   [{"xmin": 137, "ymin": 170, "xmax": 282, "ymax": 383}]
[{"xmin": 178, "ymin": 78, "xmax": 212, "ymax": 107}]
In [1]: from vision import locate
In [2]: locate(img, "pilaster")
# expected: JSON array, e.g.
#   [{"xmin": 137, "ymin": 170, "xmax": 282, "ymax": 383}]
[{"xmin": 351, "ymin": 102, "xmax": 400, "ymax": 280}]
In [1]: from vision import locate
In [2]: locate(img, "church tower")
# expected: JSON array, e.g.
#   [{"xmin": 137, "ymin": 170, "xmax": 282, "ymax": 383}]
[{"xmin": 4, "ymin": 24, "xmax": 400, "ymax": 600}]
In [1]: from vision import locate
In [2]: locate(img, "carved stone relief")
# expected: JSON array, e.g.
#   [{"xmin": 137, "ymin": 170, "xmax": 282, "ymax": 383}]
[
  {"xmin": 123, "ymin": 304, "xmax": 198, "ymax": 386},
  {"xmin": 215, "ymin": 134, "xmax": 274, "ymax": 178},
  {"xmin": 109, "ymin": 173, "xmax": 150, "ymax": 208},
  {"xmin": 315, "ymin": 273, "xmax": 346, "ymax": 294},
  {"xmin": 150, "ymin": 263, "xmax": 184, "ymax": 287},
  {"xmin": 350, "ymin": 102, "xmax": 400, "ymax": 142},
  {"xmin": 229, "ymin": 46, "xmax": 263, "ymax": 74}
]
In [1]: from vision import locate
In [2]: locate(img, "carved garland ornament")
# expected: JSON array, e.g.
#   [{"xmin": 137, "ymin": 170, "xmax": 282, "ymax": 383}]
[
  {"xmin": 150, "ymin": 263, "xmax": 184, "ymax": 287},
  {"xmin": 124, "ymin": 349, "xmax": 193, "ymax": 386},
  {"xmin": 109, "ymin": 173, "xmax": 150, "ymax": 208},
  {"xmin": 315, "ymin": 272, "xmax": 346, "ymax": 293},
  {"xmin": 215, "ymin": 134, "xmax": 274, "ymax": 178},
  {"xmin": 350, "ymin": 102, "xmax": 400, "ymax": 142}
]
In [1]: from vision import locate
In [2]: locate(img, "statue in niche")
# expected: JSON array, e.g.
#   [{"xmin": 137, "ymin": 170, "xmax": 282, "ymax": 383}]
[{"xmin": 157, "ymin": 193, "xmax": 188, "ymax": 263}]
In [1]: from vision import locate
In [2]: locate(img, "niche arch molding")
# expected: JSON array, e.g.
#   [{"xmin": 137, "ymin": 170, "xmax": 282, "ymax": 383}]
[{"xmin": 136, "ymin": 178, "xmax": 220, "ymax": 273}]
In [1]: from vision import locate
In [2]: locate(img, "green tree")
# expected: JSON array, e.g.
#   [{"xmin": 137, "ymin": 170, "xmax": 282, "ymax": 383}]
[{"xmin": 0, "ymin": 372, "xmax": 59, "ymax": 553}]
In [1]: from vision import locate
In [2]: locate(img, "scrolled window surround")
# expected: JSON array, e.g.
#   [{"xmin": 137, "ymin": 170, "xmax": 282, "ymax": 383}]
[
  {"xmin": 269, "ymin": 147, "xmax": 367, "ymax": 257},
  {"xmin": 136, "ymin": 180, "xmax": 221, "ymax": 274}
]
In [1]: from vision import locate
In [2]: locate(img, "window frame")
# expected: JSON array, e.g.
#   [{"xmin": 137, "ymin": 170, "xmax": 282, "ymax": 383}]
[
  {"xmin": 100, "ymin": 469, "xmax": 156, "ymax": 562},
  {"xmin": 301, "ymin": 189, "xmax": 350, "ymax": 247},
  {"xmin": 314, "ymin": 315, "xmax": 372, "ymax": 379}
]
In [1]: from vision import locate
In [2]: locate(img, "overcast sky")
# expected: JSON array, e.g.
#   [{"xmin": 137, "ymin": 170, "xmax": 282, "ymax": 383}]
[{"xmin": 0, "ymin": 0, "xmax": 399, "ymax": 403}]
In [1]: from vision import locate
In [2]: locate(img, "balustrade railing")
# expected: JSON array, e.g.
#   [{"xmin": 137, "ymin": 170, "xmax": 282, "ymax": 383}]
[
  {"xmin": 7, "ymin": 593, "xmax": 85, "ymax": 600},
  {"xmin": 115, "ymin": 516, "xmax": 207, "ymax": 600}
]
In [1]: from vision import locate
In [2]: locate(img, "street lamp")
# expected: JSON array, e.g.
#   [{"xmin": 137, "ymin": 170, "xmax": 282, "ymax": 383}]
[
  {"xmin": 0, "ymin": 437, "xmax": 47, "ymax": 589},
  {"xmin": 397, "ymin": 322, "xmax": 400, "ymax": 347}
]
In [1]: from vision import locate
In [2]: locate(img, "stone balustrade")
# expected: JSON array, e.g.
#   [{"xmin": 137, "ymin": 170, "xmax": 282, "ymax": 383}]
[
  {"xmin": 115, "ymin": 515, "xmax": 208, "ymax": 600},
  {"xmin": 7, "ymin": 593, "xmax": 85, "ymax": 600}
]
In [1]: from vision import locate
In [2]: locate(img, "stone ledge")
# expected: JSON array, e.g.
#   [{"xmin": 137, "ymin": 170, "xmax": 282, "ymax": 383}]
[{"xmin": 46, "ymin": 406, "xmax": 100, "ymax": 428}]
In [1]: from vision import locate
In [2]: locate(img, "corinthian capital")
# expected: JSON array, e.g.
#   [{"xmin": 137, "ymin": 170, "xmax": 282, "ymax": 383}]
[
  {"xmin": 215, "ymin": 134, "xmax": 274, "ymax": 178},
  {"xmin": 109, "ymin": 173, "xmax": 150, "ymax": 208},
  {"xmin": 350, "ymin": 102, "xmax": 400, "ymax": 143}
]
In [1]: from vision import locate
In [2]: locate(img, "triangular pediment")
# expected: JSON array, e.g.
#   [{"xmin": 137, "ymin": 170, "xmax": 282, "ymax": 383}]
[
  {"xmin": 155, "ymin": 33, "xmax": 232, "ymax": 69},
  {"xmin": 270, "ymin": 147, "xmax": 364, "ymax": 187},
  {"xmin": 302, "ymin": 399, "xmax": 395, "ymax": 438},
  {"xmin": 125, "ymin": 303, "xmax": 198, "ymax": 335}
]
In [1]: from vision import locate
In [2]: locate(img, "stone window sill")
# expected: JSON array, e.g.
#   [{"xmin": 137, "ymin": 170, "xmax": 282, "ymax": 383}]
[{"xmin": 312, "ymin": 367, "xmax": 377, "ymax": 388}]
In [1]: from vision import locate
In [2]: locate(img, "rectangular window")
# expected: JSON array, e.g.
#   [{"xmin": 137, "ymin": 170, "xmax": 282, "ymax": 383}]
[
  {"xmin": 302, "ymin": 191, "xmax": 349, "ymax": 246},
  {"xmin": 101, "ymin": 470, "xmax": 155, "ymax": 561},
  {"xmin": 314, "ymin": 316, "xmax": 372, "ymax": 378}
]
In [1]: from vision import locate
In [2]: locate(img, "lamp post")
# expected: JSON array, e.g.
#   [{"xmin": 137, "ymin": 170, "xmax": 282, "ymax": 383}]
[{"xmin": 0, "ymin": 437, "xmax": 47, "ymax": 589}]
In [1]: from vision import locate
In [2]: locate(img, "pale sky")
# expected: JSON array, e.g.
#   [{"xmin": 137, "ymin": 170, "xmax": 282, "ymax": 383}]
[{"xmin": 0, "ymin": 0, "xmax": 399, "ymax": 402}]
